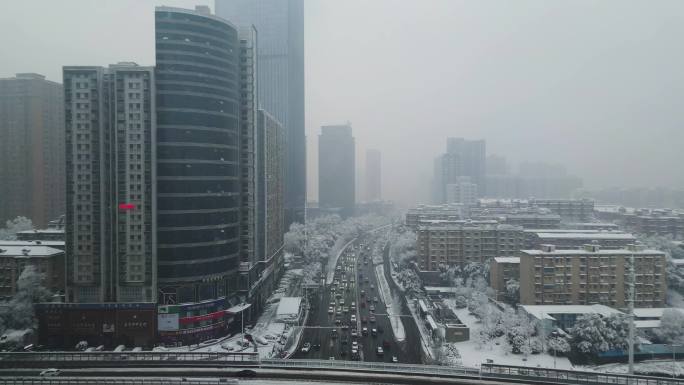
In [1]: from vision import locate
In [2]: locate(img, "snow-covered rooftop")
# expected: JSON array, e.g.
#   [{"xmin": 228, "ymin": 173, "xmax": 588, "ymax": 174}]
[
  {"xmin": 671, "ymin": 259, "xmax": 684, "ymax": 266},
  {"xmin": 0, "ymin": 240, "xmax": 64, "ymax": 247},
  {"xmin": 632, "ymin": 307, "xmax": 684, "ymax": 319},
  {"xmin": 520, "ymin": 304, "xmax": 623, "ymax": 321},
  {"xmin": 424, "ymin": 286, "xmax": 460, "ymax": 293},
  {"xmin": 493, "ymin": 256, "xmax": 520, "ymax": 264},
  {"xmin": 521, "ymin": 248, "xmax": 663, "ymax": 256},
  {"xmin": 276, "ymin": 297, "xmax": 301, "ymax": 319},
  {"xmin": 0, "ymin": 245, "xmax": 63, "ymax": 257},
  {"xmin": 534, "ymin": 232, "xmax": 635, "ymax": 240},
  {"xmin": 634, "ymin": 320, "xmax": 661, "ymax": 329}
]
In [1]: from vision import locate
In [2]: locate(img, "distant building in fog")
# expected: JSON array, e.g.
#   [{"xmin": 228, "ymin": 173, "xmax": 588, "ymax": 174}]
[
  {"xmin": 319, "ymin": 124, "xmax": 355, "ymax": 217},
  {"xmin": 486, "ymin": 154, "xmax": 509, "ymax": 175},
  {"xmin": 216, "ymin": 0, "xmax": 306, "ymax": 226},
  {"xmin": 365, "ymin": 149, "xmax": 382, "ymax": 202},
  {"xmin": 0, "ymin": 73, "xmax": 64, "ymax": 228},
  {"xmin": 432, "ymin": 138, "xmax": 486, "ymax": 203},
  {"xmin": 446, "ymin": 176, "xmax": 478, "ymax": 206}
]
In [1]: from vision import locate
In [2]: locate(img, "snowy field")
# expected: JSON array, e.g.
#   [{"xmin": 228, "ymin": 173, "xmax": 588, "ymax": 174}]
[{"xmin": 447, "ymin": 307, "xmax": 575, "ymax": 370}]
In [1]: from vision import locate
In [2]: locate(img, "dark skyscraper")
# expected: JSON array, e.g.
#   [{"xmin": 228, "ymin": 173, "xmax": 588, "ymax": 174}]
[
  {"xmin": 365, "ymin": 149, "xmax": 382, "ymax": 202},
  {"xmin": 0, "ymin": 73, "xmax": 64, "ymax": 228},
  {"xmin": 319, "ymin": 124, "xmax": 355, "ymax": 218},
  {"xmin": 215, "ymin": 0, "xmax": 306, "ymax": 227},
  {"xmin": 154, "ymin": 6, "xmax": 241, "ymax": 317}
]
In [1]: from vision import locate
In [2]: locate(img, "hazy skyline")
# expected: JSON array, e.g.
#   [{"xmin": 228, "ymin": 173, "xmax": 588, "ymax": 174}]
[{"xmin": 2, "ymin": 0, "xmax": 683, "ymax": 206}]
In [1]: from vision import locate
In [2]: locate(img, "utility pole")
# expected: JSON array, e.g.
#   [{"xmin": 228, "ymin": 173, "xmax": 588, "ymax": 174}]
[
  {"xmin": 628, "ymin": 251, "xmax": 635, "ymax": 375},
  {"xmin": 674, "ymin": 344, "xmax": 681, "ymax": 379}
]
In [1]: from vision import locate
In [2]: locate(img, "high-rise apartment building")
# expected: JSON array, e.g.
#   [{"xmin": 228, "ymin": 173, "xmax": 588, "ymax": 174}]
[
  {"xmin": 432, "ymin": 138, "xmax": 486, "ymax": 203},
  {"xmin": 155, "ymin": 7, "xmax": 241, "ymax": 317},
  {"xmin": 519, "ymin": 244, "xmax": 666, "ymax": 307},
  {"xmin": 63, "ymin": 63, "xmax": 156, "ymax": 303},
  {"xmin": 0, "ymin": 73, "xmax": 64, "ymax": 228},
  {"xmin": 216, "ymin": 0, "xmax": 306, "ymax": 226},
  {"xmin": 318, "ymin": 124, "xmax": 356, "ymax": 218},
  {"xmin": 416, "ymin": 223, "xmax": 525, "ymax": 271},
  {"xmin": 365, "ymin": 149, "xmax": 381, "ymax": 202}
]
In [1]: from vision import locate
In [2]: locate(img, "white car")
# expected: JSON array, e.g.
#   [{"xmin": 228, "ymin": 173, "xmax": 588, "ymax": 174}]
[
  {"xmin": 376, "ymin": 346, "xmax": 384, "ymax": 356},
  {"xmin": 392, "ymin": 356, "xmax": 398, "ymax": 363},
  {"xmin": 301, "ymin": 342, "xmax": 311, "ymax": 353},
  {"xmin": 328, "ymin": 306, "xmax": 334, "ymax": 314},
  {"xmin": 40, "ymin": 369, "xmax": 61, "ymax": 377}
]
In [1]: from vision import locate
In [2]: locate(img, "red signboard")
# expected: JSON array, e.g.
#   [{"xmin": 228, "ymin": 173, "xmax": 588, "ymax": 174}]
[
  {"xmin": 178, "ymin": 310, "xmax": 226, "ymax": 325},
  {"xmin": 119, "ymin": 203, "xmax": 136, "ymax": 210}
]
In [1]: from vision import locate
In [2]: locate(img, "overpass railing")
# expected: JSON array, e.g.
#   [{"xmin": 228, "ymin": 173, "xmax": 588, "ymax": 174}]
[
  {"xmin": 261, "ymin": 358, "xmax": 478, "ymax": 376},
  {"xmin": 0, "ymin": 351, "xmax": 258, "ymax": 365},
  {"xmin": 481, "ymin": 363, "xmax": 684, "ymax": 385}
]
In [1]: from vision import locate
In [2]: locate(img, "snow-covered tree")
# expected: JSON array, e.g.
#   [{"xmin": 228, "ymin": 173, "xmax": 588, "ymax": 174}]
[
  {"xmin": 0, "ymin": 216, "xmax": 34, "ymax": 240},
  {"xmin": 548, "ymin": 336, "xmax": 571, "ymax": 356},
  {"xmin": 569, "ymin": 313, "xmax": 629, "ymax": 357},
  {"xmin": 504, "ymin": 278, "xmax": 520, "ymax": 304},
  {"xmin": 0, "ymin": 265, "xmax": 52, "ymax": 335},
  {"xmin": 653, "ymin": 309, "xmax": 684, "ymax": 344}
]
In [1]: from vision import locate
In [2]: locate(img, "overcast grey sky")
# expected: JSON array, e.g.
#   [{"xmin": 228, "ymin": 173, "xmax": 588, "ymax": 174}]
[{"xmin": 2, "ymin": 0, "xmax": 683, "ymax": 205}]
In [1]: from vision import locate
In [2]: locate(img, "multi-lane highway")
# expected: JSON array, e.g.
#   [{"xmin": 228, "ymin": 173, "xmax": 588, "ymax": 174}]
[{"xmin": 292, "ymin": 231, "xmax": 420, "ymax": 363}]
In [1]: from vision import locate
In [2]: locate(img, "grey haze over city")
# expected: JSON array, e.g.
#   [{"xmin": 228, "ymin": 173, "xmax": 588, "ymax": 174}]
[{"xmin": 2, "ymin": 0, "xmax": 683, "ymax": 205}]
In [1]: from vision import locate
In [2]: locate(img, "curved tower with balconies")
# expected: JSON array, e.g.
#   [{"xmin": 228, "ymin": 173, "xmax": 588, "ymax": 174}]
[{"xmin": 155, "ymin": 6, "xmax": 240, "ymax": 314}]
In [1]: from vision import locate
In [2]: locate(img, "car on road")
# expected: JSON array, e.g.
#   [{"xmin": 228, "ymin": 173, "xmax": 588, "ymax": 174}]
[
  {"xmin": 314, "ymin": 344, "xmax": 321, "ymax": 351},
  {"xmin": 342, "ymin": 323, "xmax": 349, "ymax": 330},
  {"xmin": 370, "ymin": 316, "xmax": 376, "ymax": 323},
  {"xmin": 328, "ymin": 306, "xmax": 334, "ymax": 314},
  {"xmin": 301, "ymin": 342, "xmax": 311, "ymax": 353},
  {"xmin": 376, "ymin": 346, "xmax": 384, "ymax": 356},
  {"xmin": 369, "ymin": 305, "xmax": 375, "ymax": 312},
  {"xmin": 352, "ymin": 341, "xmax": 358, "ymax": 349},
  {"xmin": 371, "ymin": 328, "xmax": 377, "ymax": 336},
  {"xmin": 337, "ymin": 306, "xmax": 342, "ymax": 313},
  {"xmin": 40, "ymin": 369, "xmax": 61, "ymax": 377},
  {"xmin": 392, "ymin": 356, "xmax": 398, "ymax": 363},
  {"xmin": 362, "ymin": 327, "xmax": 368, "ymax": 336},
  {"xmin": 335, "ymin": 318, "xmax": 341, "ymax": 325},
  {"xmin": 361, "ymin": 301, "xmax": 366, "ymax": 308},
  {"xmin": 341, "ymin": 337, "xmax": 348, "ymax": 345},
  {"xmin": 351, "ymin": 314, "xmax": 356, "ymax": 322},
  {"xmin": 331, "ymin": 329, "xmax": 338, "ymax": 339},
  {"xmin": 351, "ymin": 329, "xmax": 358, "ymax": 338},
  {"xmin": 370, "ymin": 284, "xmax": 375, "ymax": 290},
  {"xmin": 373, "ymin": 296, "xmax": 379, "ymax": 303},
  {"xmin": 361, "ymin": 316, "xmax": 368, "ymax": 323},
  {"xmin": 360, "ymin": 290, "xmax": 366, "ymax": 296}
]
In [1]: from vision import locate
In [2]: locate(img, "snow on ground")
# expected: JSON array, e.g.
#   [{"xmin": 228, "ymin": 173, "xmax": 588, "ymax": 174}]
[
  {"xmin": 375, "ymin": 264, "xmax": 405, "ymax": 342},
  {"xmin": 448, "ymin": 306, "xmax": 575, "ymax": 370},
  {"xmin": 190, "ymin": 269, "xmax": 307, "ymax": 359},
  {"xmin": 588, "ymin": 360, "xmax": 684, "ymax": 377}
]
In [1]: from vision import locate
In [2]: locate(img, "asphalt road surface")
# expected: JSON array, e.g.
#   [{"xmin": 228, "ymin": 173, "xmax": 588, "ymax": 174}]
[{"xmin": 293, "ymin": 231, "xmax": 421, "ymax": 364}]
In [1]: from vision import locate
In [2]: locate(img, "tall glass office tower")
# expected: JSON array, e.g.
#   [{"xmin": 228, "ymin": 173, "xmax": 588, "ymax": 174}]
[
  {"xmin": 215, "ymin": 0, "xmax": 306, "ymax": 227},
  {"xmin": 155, "ymin": 7, "xmax": 241, "ymax": 319}
]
